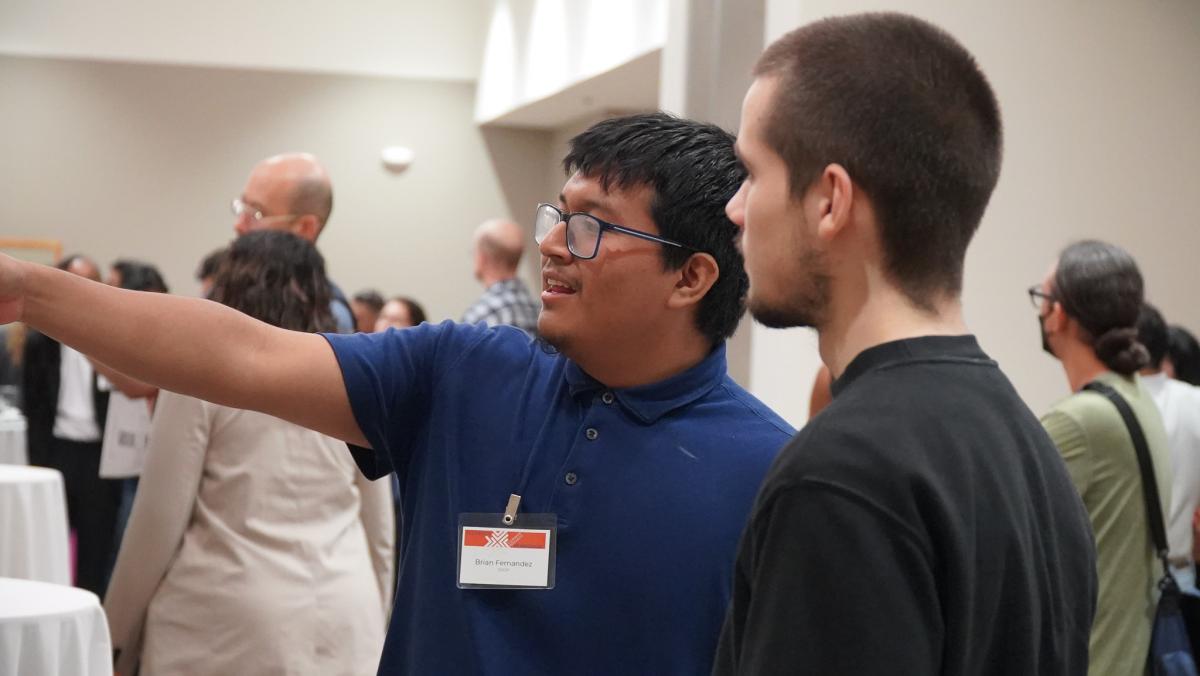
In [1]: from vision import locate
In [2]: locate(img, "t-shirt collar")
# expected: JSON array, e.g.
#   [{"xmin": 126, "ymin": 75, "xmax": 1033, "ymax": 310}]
[
  {"xmin": 831, "ymin": 334, "xmax": 989, "ymax": 398},
  {"xmin": 564, "ymin": 344, "xmax": 727, "ymax": 424}
]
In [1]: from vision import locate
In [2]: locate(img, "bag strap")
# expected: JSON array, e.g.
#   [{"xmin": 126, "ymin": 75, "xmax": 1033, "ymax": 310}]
[{"xmin": 1083, "ymin": 380, "xmax": 1172, "ymax": 578}]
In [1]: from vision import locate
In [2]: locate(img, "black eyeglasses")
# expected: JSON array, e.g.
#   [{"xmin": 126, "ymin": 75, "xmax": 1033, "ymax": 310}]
[
  {"xmin": 533, "ymin": 203, "xmax": 702, "ymax": 260},
  {"xmin": 1027, "ymin": 285, "xmax": 1055, "ymax": 310}
]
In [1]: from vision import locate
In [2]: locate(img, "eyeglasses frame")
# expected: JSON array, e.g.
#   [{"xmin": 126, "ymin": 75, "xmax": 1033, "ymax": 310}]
[
  {"xmin": 231, "ymin": 197, "xmax": 299, "ymax": 225},
  {"xmin": 534, "ymin": 203, "xmax": 703, "ymax": 260}
]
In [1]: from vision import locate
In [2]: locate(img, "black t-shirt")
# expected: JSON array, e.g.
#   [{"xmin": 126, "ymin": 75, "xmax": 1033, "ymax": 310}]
[{"xmin": 713, "ymin": 335, "xmax": 1096, "ymax": 675}]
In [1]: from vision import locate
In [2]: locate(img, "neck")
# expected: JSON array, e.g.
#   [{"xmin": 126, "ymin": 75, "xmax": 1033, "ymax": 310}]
[
  {"xmin": 480, "ymin": 268, "xmax": 516, "ymax": 287},
  {"xmin": 1140, "ymin": 366, "xmax": 1163, "ymax": 377},
  {"xmin": 1058, "ymin": 343, "xmax": 1110, "ymax": 392},
  {"xmin": 819, "ymin": 282, "xmax": 968, "ymax": 378},
  {"xmin": 569, "ymin": 322, "xmax": 712, "ymax": 389}
]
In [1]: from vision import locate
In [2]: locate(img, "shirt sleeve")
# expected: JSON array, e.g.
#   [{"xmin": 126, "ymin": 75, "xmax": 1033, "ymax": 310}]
[
  {"xmin": 321, "ymin": 321, "xmax": 488, "ymax": 480},
  {"xmin": 104, "ymin": 391, "xmax": 210, "ymax": 675},
  {"xmin": 1041, "ymin": 409, "xmax": 1094, "ymax": 497},
  {"xmin": 716, "ymin": 481, "xmax": 941, "ymax": 675}
]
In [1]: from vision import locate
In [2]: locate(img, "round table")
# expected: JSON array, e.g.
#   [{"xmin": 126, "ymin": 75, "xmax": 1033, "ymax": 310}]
[
  {"xmin": 0, "ymin": 577, "xmax": 113, "ymax": 676},
  {"xmin": 0, "ymin": 407, "xmax": 26, "ymax": 465},
  {"xmin": 0, "ymin": 465, "xmax": 71, "ymax": 584}
]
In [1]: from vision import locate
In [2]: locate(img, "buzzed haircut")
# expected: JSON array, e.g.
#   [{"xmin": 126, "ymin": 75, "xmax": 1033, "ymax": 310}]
[
  {"xmin": 754, "ymin": 12, "xmax": 1002, "ymax": 307},
  {"xmin": 291, "ymin": 175, "xmax": 333, "ymax": 228}
]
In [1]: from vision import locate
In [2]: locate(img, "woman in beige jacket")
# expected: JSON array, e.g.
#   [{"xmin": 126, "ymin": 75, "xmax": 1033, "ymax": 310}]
[{"xmin": 105, "ymin": 232, "xmax": 394, "ymax": 675}]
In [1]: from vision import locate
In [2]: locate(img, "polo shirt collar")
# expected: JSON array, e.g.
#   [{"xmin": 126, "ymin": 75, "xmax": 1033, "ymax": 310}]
[
  {"xmin": 831, "ymin": 334, "xmax": 989, "ymax": 397},
  {"xmin": 564, "ymin": 344, "xmax": 728, "ymax": 424}
]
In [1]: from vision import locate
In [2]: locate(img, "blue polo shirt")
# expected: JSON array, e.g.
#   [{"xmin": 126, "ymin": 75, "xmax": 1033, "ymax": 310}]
[{"xmin": 324, "ymin": 321, "xmax": 792, "ymax": 676}]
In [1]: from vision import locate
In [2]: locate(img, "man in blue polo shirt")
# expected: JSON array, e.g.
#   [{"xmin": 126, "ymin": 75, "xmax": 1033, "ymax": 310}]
[{"xmin": 0, "ymin": 113, "xmax": 793, "ymax": 675}]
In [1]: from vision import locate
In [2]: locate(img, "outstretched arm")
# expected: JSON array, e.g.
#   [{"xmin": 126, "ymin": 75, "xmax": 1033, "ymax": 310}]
[{"xmin": 0, "ymin": 254, "xmax": 365, "ymax": 446}]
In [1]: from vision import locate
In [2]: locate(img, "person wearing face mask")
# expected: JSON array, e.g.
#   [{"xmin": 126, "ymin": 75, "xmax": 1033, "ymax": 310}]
[{"xmin": 1035, "ymin": 239, "xmax": 1172, "ymax": 676}]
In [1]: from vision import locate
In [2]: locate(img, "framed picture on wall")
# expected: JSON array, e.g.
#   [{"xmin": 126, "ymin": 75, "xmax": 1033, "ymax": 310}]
[{"xmin": 0, "ymin": 239, "xmax": 62, "ymax": 266}]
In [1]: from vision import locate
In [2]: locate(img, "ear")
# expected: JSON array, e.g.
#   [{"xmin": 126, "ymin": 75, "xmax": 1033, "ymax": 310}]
[
  {"xmin": 813, "ymin": 163, "xmax": 855, "ymax": 243},
  {"xmin": 1045, "ymin": 301, "xmax": 1069, "ymax": 334},
  {"xmin": 293, "ymin": 215, "xmax": 321, "ymax": 243},
  {"xmin": 667, "ymin": 253, "xmax": 719, "ymax": 310}
]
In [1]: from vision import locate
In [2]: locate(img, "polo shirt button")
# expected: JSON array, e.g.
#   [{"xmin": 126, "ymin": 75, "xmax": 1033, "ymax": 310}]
[
  {"xmin": 601, "ymin": 392, "xmax": 614, "ymax": 405},
  {"xmin": 585, "ymin": 428, "xmax": 599, "ymax": 441},
  {"xmin": 565, "ymin": 471, "xmax": 578, "ymax": 485}
]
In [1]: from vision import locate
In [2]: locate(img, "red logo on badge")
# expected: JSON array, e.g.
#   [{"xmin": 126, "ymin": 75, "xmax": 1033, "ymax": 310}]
[{"xmin": 463, "ymin": 528, "xmax": 547, "ymax": 549}]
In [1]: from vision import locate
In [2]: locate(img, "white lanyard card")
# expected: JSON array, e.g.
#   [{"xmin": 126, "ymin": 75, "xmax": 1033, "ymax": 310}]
[{"xmin": 457, "ymin": 512, "xmax": 557, "ymax": 590}]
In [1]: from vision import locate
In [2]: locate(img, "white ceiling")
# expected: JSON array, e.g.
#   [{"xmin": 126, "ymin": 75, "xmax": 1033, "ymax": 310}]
[{"xmin": 0, "ymin": 0, "xmax": 491, "ymax": 81}]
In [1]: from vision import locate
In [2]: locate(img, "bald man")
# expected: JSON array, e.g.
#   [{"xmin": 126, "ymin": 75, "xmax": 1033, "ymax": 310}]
[
  {"xmin": 461, "ymin": 218, "xmax": 539, "ymax": 335},
  {"xmin": 232, "ymin": 153, "xmax": 354, "ymax": 332}
]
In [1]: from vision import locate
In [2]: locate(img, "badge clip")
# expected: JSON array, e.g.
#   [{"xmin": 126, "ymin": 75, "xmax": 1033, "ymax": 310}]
[{"xmin": 503, "ymin": 494, "xmax": 521, "ymax": 525}]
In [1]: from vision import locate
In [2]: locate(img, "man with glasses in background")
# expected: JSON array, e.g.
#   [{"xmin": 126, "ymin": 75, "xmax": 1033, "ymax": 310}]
[
  {"xmin": 0, "ymin": 112, "xmax": 793, "ymax": 675},
  {"xmin": 231, "ymin": 152, "xmax": 353, "ymax": 332}
]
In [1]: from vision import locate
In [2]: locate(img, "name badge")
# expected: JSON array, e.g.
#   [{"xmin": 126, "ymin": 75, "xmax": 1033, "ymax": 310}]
[{"xmin": 458, "ymin": 513, "xmax": 557, "ymax": 589}]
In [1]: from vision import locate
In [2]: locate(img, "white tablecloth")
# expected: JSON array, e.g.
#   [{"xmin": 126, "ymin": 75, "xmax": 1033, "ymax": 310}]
[
  {"xmin": 0, "ymin": 577, "xmax": 112, "ymax": 676},
  {"xmin": 0, "ymin": 465, "xmax": 70, "ymax": 585},
  {"xmin": 0, "ymin": 408, "xmax": 26, "ymax": 465}
]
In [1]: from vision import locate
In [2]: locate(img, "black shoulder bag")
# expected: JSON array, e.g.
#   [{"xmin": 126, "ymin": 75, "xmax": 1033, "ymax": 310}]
[{"xmin": 1085, "ymin": 381, "xmax": 1198, "ymax": 676}]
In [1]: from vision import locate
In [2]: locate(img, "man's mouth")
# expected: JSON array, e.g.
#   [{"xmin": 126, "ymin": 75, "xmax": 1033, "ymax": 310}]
[{"xmin": 543, "ymin": 275, "xmax": 577, "ymax": 295}]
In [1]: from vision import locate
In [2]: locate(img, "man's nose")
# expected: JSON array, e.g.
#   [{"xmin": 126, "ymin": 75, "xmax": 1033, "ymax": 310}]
[{"xmin": 538, "ymin": 219, "xmax": 572, "ymax": 262}]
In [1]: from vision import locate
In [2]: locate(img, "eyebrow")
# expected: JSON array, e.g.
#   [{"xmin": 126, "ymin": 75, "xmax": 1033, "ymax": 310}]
[{"xmin": 558, "ymin": 193, "xmax": 606, "ymax": 214}]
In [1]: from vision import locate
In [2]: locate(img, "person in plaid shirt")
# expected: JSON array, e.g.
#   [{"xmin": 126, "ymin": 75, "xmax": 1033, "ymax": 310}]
[{"xmin": 461, "ymin": 218, "xmax": 539, "ymax": 335}]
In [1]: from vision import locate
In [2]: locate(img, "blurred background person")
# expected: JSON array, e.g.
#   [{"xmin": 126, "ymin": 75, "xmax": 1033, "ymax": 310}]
[
  {"xmin": 0, "ymin": 322, "xmax": 22, "ymax": 402},
  {"xmin": 1167, "ymin": 325, "xmax": 1200, "ymax": 386},
  {"xmin": 351, "ymin": 289, "xmax": 384, "ymax": 334},
  {"xmin": 374, "ymin": 296, "xmax": 426, "ymax": 331},
  {"xmin": 95, "ymin": 259, "xmax": 170, "ymax": 572},
  {"xmin": 105, "ymin": 231, "xmax": 394, "ymax": 676},
  {"xmin": 231, "ymin": 152, "xmax": 354, "ymax": 332},
  {"xmin": 1139, "ymin": 304, "xmax": 1200, "ymax": 597},
  {"xmin": 1035, "ymin": 240, "xmax": 1168, "ymax": 676},
  {"xmin": 21, "ymin": 253, "xmax": 119, "ymax": 596},
  {"xmin": 194, "ymin": 247, "xmax": 227, "ymax": 298},
  {"xmin": 461, "ymin": 218, "xmax": 539, "ymax": 335}
]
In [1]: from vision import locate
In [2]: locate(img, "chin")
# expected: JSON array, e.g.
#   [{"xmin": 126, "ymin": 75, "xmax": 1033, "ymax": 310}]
[
  {"xmin": 748, "ymin": 294, "xmax": 819, "ymax": 330},
  {"xmin": 536, "ymin": 316, "xmax": 570, "ymax": 351}
]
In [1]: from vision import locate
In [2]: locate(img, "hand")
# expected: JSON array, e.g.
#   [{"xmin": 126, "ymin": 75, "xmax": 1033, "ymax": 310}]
[{"xmin": 0, "ymin": 253, "xmax": 26, "ymax": 326}]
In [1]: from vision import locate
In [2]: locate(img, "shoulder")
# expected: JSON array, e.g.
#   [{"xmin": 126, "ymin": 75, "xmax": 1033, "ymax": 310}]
[
  {"xmin": 712, "ymin": 377, "xmax": 795, "ymax": 440},
  {"xmin": 326, "ymin": 320, "xmax": 540, "ymax": 367},
  {"xmin": 1041, "ymin": 391, "xmax": 1122, "ymax": 451}
]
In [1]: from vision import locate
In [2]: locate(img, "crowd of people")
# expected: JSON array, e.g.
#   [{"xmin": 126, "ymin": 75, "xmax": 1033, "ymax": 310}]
[{"xmin": 1, "ymin": 10, "xmax": 1199, "ymax": 676}]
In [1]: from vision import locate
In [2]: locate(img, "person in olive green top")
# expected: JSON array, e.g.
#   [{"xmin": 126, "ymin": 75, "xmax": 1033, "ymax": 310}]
[{"xmin": 1034, "ymin": 240, "xmax": 1171, "ymax": 676}]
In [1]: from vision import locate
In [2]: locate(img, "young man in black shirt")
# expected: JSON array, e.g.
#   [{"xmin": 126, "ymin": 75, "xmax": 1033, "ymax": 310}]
[{"xmin": 715, "ymin": 13, "xmax": 1097, "ymax": 675}]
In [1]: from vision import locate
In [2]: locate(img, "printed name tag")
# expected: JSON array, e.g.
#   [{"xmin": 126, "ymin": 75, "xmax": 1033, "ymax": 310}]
[{"xmin": 458, "ymin": 513, "xmax": 557, "ymax": 589}]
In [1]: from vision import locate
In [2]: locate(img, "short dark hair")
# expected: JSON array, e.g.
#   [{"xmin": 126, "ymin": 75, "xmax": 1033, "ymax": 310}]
[
  {"xmin": 112, "ymin": 259, "xmax": 169, "ymax": 293},
  {"xmin": 353, "ymin": 290, "xmax": 385, "ymax": 313},
  {"xmin": 389, "ymin": 296, "xmax": 427, "ymax": 326},
  {"xmin": 754, "ymin": 12, "xmax": 1002, "ymax": 307},
  {"xmin": 196, "ymin": 247, "xmax": 228, "ymax": 281},
  {"xmin": 1168, "ymin": 325, "xmax": 1200, "ymax": 386},
  {"xmin": 211, "ymin": 231, "xmax": 335, "ymax": 333},
  {"xmin": 563, "ymin": 112, "xmax": 747, "ymax": 345},
  {"xmin": 1137, "ymin": 303, "xmax": 1169, "ymax": 369},
  {"xmin": 1052, "ymin": 240, "xmax": 1148, "ymax": 375}
]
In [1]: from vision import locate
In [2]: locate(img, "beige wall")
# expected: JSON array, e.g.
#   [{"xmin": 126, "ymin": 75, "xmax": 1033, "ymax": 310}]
[
  {"xmin": 0, "ymin": 54, "xmax": 514, "ymax": 322},
  {"xmin": 752, "ymin": 0, "xmax": 1200, "ymax": 425}
]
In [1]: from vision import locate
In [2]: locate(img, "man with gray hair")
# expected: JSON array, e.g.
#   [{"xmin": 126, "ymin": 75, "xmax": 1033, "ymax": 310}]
[
  {"xmin": 461, "ymin": 218, "xmax": 539, "ymax": 335},
  {"xmin": 231, "ymin": 152, "xmax": 353, "ymax": 332}
]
